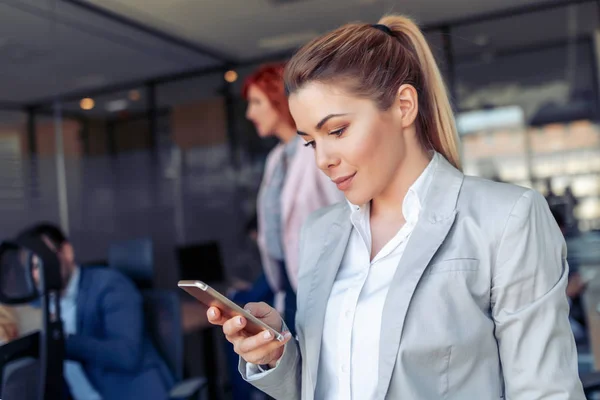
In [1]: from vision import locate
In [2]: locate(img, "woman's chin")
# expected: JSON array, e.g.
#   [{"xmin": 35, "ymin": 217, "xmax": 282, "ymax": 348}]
[{"xmin": 344, "ymin": 191, "xmax": 370, "ymax": 207}]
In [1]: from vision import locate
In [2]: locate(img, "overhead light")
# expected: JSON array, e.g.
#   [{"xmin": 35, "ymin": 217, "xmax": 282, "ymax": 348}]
[
  {"xmin": 224, "ymin": 70, "xmax": 238, "ymax": 83},
  {"xmin": 105, "ymin": 99, "xmax": 128, "ymax": 112},
  {"xmin": 80, "ymin": 98, "xmax": 95, "ymax": 111},
  {"xmin": 128, "ymin": 89, "xmax": 141, "ymax": 101}
]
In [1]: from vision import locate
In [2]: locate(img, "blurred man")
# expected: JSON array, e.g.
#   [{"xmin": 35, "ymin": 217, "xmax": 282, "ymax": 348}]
[{"xmin": 19, "ymin": 223, "xmax": 174, "ymax": 400}]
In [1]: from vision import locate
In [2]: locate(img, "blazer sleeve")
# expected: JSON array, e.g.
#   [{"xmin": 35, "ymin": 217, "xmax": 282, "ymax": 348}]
[
  {"xmin": 65, "ymin": 273, "xmax": 145, "ymax": 372},
  {"xmin": 238, "ymin": 326, "xmax": 301, "ymax": 400},
  {"xmin": 492, "ymin": 190, "xmax": 585, "ymax": 399},
  {"xmin": 236, "ymin": 211, "xmax": 316, "ymax": 399}
]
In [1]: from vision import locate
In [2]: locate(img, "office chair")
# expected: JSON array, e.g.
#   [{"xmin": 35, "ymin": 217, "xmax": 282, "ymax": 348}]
[
  {"xmin": 108, "ymin": 238, "xmax": 208, "ymax": 399},
  {"xmin": 143, "ymin": 290, "xmax": 208, "ymax": 400},
  {"xmin": 108, "ymin": 238, "xmax": 154, "ymax": 289}
]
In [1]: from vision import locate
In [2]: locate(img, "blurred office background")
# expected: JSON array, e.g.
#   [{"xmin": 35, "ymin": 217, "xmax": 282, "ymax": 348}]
[{"xmin": 1, "ymin": 0, "xmax": 600, "ymax": 398}]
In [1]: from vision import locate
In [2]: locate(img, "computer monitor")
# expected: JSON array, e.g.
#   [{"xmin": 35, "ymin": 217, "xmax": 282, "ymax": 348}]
[{"xmin": 176, "ymin": 241, "xmax": 225, "ymax": 284}]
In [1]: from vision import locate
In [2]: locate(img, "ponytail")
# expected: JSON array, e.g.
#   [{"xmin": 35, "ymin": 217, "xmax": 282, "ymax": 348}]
[
  {"xmin": 285, "ymin": 14, "xmax": 461, "ymax": 169},
  {"xmin": 379, "ymin": 15, "xmax": 461, "ymax": 169}
]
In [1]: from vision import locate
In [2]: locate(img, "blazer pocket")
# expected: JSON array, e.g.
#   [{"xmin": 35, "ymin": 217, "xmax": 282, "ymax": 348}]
[{"xmin": 427, "ymin": 258, "xmax": 479, "ymax": 274}]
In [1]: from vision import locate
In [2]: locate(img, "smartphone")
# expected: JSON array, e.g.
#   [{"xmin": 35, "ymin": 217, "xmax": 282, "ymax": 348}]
[{"xmin": 177, "ymin": 280, "xmax": 285, "ymax": 341}]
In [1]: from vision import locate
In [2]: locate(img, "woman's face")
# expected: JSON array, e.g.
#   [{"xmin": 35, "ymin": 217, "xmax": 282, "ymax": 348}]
[
  {"xmin": 289, "ymin": 82, "xmax": 417, "ymax": 205},
  {"xmin": 245, "ymin": 85, "xmax": 281, "ymax": 138}
]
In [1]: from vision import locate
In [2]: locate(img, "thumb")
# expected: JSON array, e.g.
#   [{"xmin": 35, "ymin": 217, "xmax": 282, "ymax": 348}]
[{"xmin": 244, "ymin": 302, "xmax": 274, "ymax": 319}]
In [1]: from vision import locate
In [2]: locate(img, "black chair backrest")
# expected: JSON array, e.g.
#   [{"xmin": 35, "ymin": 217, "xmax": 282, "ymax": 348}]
[
  {"xmin": 1, "ymin": 357, "xmax": 39, "ymax": 400},
  {"xmin": 108, "ymin": 238, "xmax": 154, "ymax": 289},
  {"xmin": 142, "ymin": 289, "xmax": 183, "ymax": 382}
]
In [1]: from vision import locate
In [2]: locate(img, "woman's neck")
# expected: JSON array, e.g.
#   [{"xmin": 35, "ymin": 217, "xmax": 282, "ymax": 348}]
[
  {"xmin": 371, "ymin": 147, "xmax": 432, "ymax": 219},
  {"xmin": 276, "ymin": 123, "xmax": 297, "ymax": 144}
]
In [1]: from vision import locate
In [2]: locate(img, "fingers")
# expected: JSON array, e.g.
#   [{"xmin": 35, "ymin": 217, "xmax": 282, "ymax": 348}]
[
  {"xmin": 237, "ymin": 331, "xmax": 293, "ymax": 365},
  {"xmin": 223, "ymin": 315, "xmax": 247, "ymax": 337},
  {"xmin": 206, "ymin": 307, "xmax": 228, "ymax": 326},
  {"xmin": 237, "ymin": 330, "xmax": 291, "ymax": 354}
]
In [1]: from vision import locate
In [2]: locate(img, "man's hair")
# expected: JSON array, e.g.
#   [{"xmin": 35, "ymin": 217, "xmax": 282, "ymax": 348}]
[{"xmin": 18, "ymin": 223, "xmax": 68, "ymax": 249}]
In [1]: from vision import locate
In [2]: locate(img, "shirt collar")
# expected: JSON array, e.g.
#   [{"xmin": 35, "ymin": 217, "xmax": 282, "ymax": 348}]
[
  {"xmin": 63, "ymin": 266, "xmax": 80, "ymax": 301},
  {"xmin": 346, "ymin": 151, "xmax": 439, "ymax": 224}
]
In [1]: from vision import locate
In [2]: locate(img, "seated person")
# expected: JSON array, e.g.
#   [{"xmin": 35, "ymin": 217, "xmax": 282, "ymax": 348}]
[{"xmin": 19, "ymin": 223, "xmax": 174, "ymax": 400}]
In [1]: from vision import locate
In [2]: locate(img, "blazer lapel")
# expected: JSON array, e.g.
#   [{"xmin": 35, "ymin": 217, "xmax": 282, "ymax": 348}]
[
  {"xmin": 303, "ymin": 206, "xmax": 352, "ymax": 393},
  {"xmin": 376, "ymin": 156, "xmax": 464, "ymax": 399}
]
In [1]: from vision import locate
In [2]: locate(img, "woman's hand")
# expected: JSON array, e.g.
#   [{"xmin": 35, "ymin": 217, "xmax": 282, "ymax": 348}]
[{"xmin": 207, "ymin": 302, "xmax": 292, "ymax": 368}]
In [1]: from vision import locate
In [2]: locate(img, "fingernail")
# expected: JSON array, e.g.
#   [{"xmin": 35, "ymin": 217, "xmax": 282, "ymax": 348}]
[
  {"xmin": 208, "ymin": 309, "xmax": 216, "ymax": 318},
  {"xmin": 263, "ymin": 331, "xmax": 272, "ymax": 340},
  {"xmin": 284, "ymin": 332, "xmax": 292, "ymax": 339},
  {"xmin": 237, "ymin": 317, "xmax": 243, "ymax": 326}
]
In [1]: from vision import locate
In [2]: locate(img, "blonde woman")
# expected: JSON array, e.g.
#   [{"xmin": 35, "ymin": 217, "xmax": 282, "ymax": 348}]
[{"xmin": 209, "ymin": 15, "xmax": 584, "ymax": 399}]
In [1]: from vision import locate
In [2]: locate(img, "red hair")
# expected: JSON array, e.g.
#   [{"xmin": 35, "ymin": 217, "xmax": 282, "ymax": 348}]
[{"xmin": 242, "ymin": 62, "xmax": 295, "ymax": 128}]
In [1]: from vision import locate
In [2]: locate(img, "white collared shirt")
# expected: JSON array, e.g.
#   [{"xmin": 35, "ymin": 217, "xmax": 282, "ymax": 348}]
[{"xmin": 315, "ymin": 153, "xmax": 438, "ymax": 399}]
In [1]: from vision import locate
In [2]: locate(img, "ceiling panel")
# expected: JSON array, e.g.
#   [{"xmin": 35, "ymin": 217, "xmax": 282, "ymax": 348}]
[
  {"xmin": 0, "ymin": 0, "xmax": 220, "ymax": 104},
  {"xmin": 452, "ymin": 2, "xmax": 599, "ymax": 58},
  {"xmin": 82, "ymin": 0, "xmax": 572, "ymax": 60}
]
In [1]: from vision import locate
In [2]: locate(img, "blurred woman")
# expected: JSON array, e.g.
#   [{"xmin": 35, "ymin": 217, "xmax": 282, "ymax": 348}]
[
  {"xmin": 225, "ymin": 63, "xmax": 341, "ymax": 400},
  {"xmin": 210, "ymin": 16, "xmax": 584, "ymax": 400},
  {"xmin": 243, "ymin": 63, "xmax": 341, "ymax": 334}
]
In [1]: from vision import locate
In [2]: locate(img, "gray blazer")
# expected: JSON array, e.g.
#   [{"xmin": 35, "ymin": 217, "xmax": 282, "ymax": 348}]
[{"xmin": 240, "ymin": 156, "xmax": 585, "ymax": 399}]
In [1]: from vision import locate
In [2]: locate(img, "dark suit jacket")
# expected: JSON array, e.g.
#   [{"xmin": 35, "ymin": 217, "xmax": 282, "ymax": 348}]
[{"xmin": 65, "ymin": 267, "xmax": 174, "ymax": 400}]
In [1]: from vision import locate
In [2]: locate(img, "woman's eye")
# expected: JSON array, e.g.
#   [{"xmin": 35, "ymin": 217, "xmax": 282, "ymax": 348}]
[
  {"xmin": 303, "ymin": 141, "xmax": 316, "ymax": 149},
  {"xmin": 330, "ymin": 127, "xmax": 346, "ymax": 137}
]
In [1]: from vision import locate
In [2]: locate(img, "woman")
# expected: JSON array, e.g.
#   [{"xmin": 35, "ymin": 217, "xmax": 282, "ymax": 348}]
[
  {"xmin": 209, "ymin": 16, "xmax": 584, "ymax": 399},
  {"xmin": 243, "ymin": 62, "xmax": 341, "ymax": 333}
]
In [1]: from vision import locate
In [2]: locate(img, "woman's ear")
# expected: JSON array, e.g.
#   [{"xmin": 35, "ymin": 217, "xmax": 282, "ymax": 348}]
[{"xmin": 394, "ymin": 84, "xmax": 419, "ymax": 129}]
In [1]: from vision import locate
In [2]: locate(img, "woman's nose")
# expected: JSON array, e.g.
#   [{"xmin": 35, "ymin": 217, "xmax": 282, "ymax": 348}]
[{"xmin": 315, "ymin": 141, "xmax": 340, "ymax": 172}]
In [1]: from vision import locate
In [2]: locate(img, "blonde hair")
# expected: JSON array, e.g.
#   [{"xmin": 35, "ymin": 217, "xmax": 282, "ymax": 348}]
[{"xmin": 285, "ymin": 15, "xmax": 461, "ymax": 169}]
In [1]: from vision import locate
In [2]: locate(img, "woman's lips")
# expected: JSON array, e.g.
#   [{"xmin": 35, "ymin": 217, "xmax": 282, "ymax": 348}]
[{"xmin": 333, "ymin": 173, "xmax": 356, "ymax": 191}]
